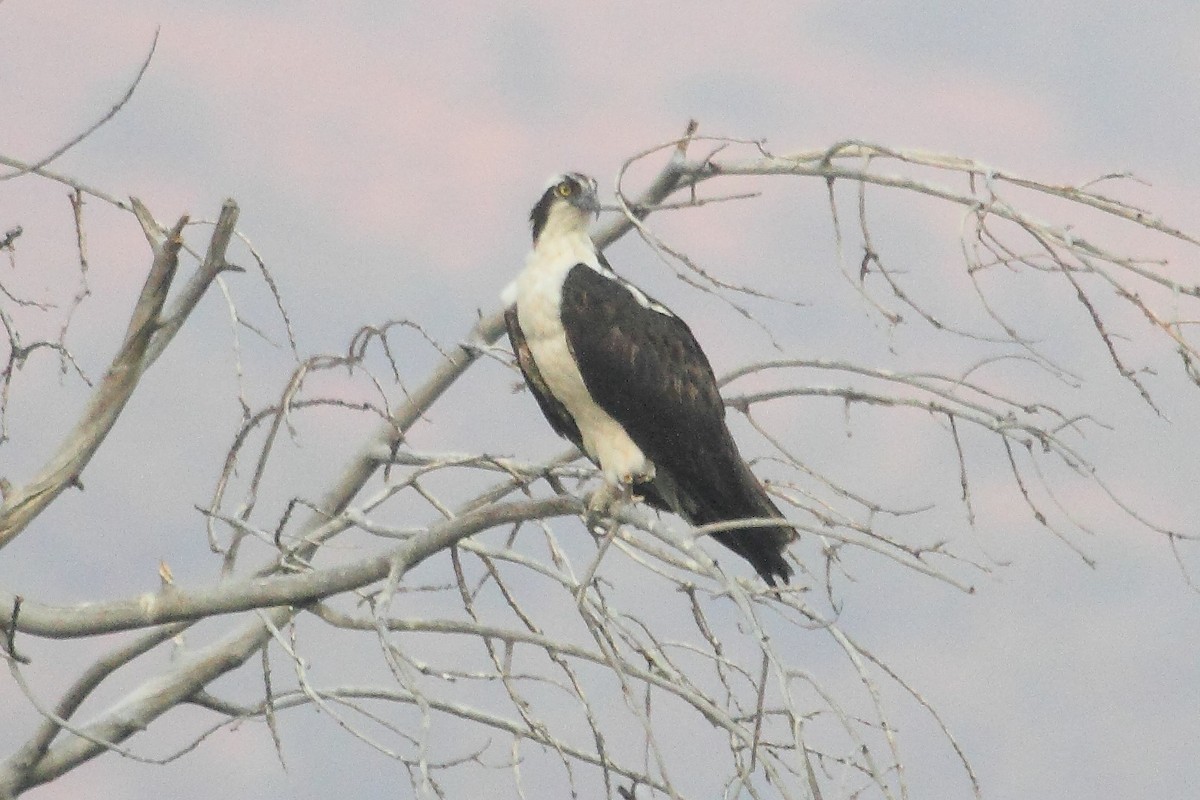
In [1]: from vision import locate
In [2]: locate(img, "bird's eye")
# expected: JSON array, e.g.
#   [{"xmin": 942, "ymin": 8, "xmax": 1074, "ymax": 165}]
[{"xmin": 556, "ymin": 182, "xmax": 573, "ymax": 198}]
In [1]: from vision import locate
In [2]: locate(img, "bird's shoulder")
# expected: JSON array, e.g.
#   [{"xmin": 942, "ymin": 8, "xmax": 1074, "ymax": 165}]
[{"xmin": 561, "ymin": 260, "xmax": 724, "ymax": 421}]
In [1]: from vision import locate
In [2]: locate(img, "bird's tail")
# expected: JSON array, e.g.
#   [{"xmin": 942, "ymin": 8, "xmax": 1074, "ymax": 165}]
[{"xmin": 662, "ymin": 458, "xmax": 795, "ymax": 586}]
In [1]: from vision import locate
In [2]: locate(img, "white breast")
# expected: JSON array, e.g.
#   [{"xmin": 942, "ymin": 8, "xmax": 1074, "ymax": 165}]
[{"xmin": 512, "ymin": 233, "xmax": 653, "ymax": 486}]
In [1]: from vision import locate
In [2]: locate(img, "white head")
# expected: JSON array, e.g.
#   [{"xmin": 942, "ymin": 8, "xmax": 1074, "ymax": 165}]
[{"xmin": 528, "ymin": 172, "xmax": 600, "ymax": 245}]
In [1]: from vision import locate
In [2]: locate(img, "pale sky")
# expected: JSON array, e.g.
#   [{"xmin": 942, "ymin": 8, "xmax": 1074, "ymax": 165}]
[{"xmin": 2, "ymin": 2, "xmax": 1198, "ymax": 799}]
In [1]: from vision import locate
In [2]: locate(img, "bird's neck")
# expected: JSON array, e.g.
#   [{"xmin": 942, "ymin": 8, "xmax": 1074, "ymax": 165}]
[
  {"xmin": 532, "ymin": 204, "xmax": 594, "ymax": 254},
  {"xmin": 528, "ymin": 227, "xmax": 596, "ymax": 274}
]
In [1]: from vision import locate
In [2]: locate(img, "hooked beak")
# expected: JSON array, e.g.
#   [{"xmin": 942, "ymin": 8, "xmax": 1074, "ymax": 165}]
[{"xmin": 577, "ymin": 188, "xmax": 601, "ymax": 218}]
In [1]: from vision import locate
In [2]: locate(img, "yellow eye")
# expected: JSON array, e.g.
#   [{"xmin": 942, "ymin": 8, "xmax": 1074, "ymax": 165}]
[{"xmin": 556, "ymin": 181, "xmax": 573, "ymax": 198}]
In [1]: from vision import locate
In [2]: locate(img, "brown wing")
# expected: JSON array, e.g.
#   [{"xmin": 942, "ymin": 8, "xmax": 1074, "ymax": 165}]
[{"xmin": 560, "ymin": 265, "xmax": 793, "ymax": 584}]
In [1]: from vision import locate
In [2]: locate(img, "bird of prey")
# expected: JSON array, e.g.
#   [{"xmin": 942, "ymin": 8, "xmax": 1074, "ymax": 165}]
[{"xmin": 502, "ymin": 172, "xmax": 793, "ymax": 585}]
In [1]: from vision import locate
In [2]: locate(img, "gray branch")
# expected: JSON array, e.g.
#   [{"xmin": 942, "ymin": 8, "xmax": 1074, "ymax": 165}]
[
  {"xmin": 3, "ymin": 496, "xmax": 580, "ymax": 639},
  {"xmin": 0, "ymin": 201, "xmax": 240, "ymax": 548}
]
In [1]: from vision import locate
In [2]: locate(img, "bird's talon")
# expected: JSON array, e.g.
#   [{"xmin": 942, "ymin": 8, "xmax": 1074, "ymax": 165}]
[
  {"xmin": 585, "ymin": 481, "xmax": 636, "ymax": 533},
  {"xmin": 585, "ymin": 484, "xmax": 613, "ymax": 532}
]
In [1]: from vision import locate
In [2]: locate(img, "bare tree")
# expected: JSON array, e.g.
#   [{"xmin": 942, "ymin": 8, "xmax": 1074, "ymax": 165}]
[{"xmin": 1, "ymin": 115, "xmax": 1197, "ymax": 799}]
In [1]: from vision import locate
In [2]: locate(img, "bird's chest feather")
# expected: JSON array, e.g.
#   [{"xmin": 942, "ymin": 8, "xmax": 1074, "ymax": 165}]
[{"xmin": 515, "ymin": 245, "xmax": 594, "ymax": 410}]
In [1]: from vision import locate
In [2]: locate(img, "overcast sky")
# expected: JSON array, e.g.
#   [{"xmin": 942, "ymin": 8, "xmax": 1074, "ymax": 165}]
[{"xmin": 2, "ymin": 2, "xmax": 1198, "ymax": 799}]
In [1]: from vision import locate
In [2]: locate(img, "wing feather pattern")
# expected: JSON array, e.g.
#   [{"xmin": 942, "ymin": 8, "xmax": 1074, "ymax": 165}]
[{"xmin": 560, "ymin": 265, "xmax": 793, "ymax": 585}]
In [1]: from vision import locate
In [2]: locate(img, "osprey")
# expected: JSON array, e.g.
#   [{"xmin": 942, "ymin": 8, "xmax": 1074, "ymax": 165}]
[{"xmin": 503, "ymin": 173, "xmax": 793, "ymax": 585}]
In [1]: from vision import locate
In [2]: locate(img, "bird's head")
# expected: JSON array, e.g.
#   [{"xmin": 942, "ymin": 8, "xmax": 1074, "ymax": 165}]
[{"xmin": 529, "ymin": 172, "xmax": 600, "ymax": 245}]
